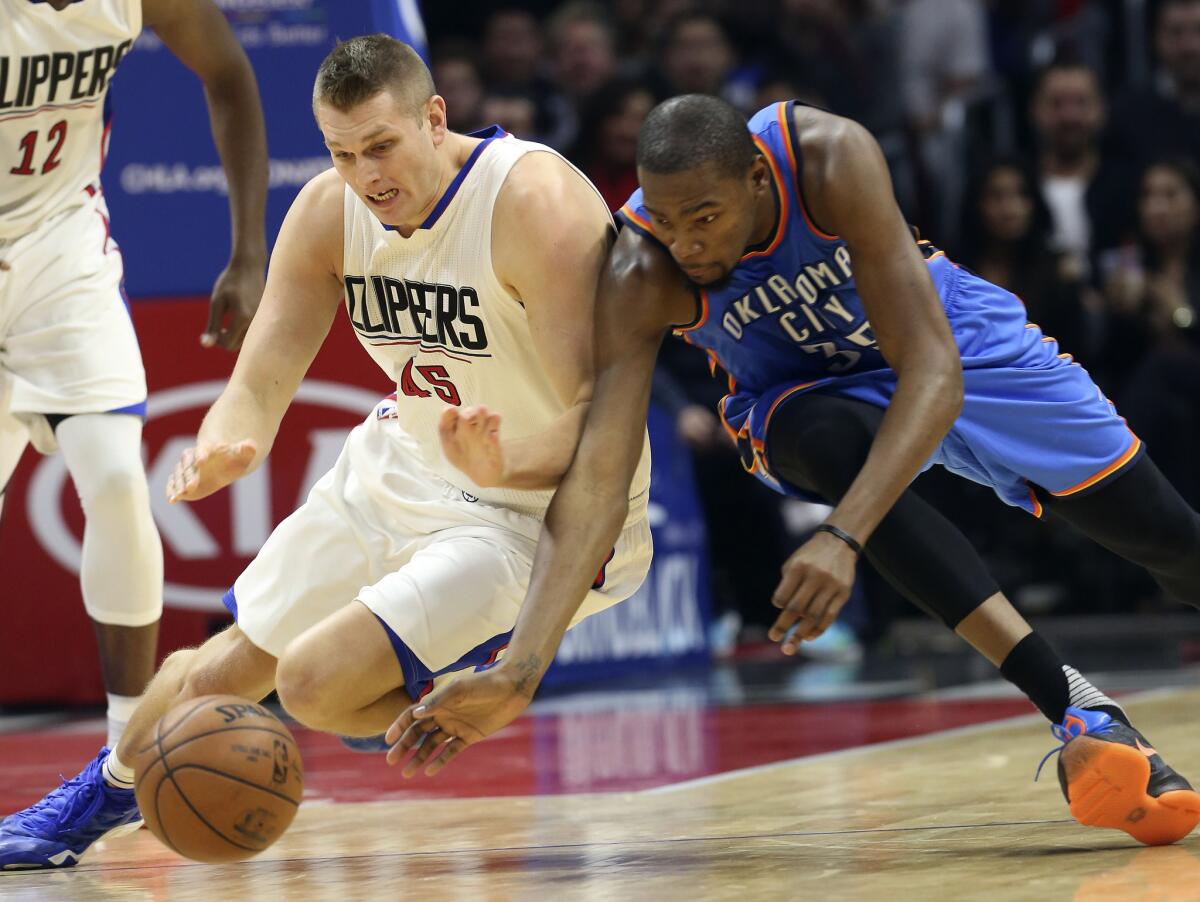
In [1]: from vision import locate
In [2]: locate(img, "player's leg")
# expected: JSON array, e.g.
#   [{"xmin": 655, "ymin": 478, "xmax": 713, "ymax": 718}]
[
  {"xmin": 1031, "ymin": 456, "xmax": 1200, "ymax": 844},
  {"xmin": 765, "ymin": 391, "xmax": 1126, "ymax": 727},
  {"xmin": 55, "ymin": 413, "xmax": 163, "ymax": 748},
  {"xmin": 769, "ymin": 390, "xmax": 1200, "ymax": 844},
  {"xmin": 0, "ymin": 624, "xmax": 277, "ymax": 869},
  {"xmin": 274, "ymin": 530, "xmax": 528, "ymax": 737},
  {"xmin": 0, "ymin": 419, "xmax": 376, "ymax": 869},
  {"xmin": 273, "ymin": 600, "xmax": 408, "ymax": 737},
  {"xmin": 1038, "ymin": 454, "xmax": 1200, "ymax": 608}
]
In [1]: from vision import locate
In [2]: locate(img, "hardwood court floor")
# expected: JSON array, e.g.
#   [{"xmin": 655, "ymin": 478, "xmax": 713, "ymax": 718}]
[{"xmin": 2, "ymin": 688, "xmax": 1199, "ymax": 901}]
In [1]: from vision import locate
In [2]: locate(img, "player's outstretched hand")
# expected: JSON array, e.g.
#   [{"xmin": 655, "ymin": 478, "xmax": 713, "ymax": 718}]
[
  {"xmin": 166, "ymin": 440, "xmax": 257, "ymax": 503},
  {"xmin": 202, "ymin": 259, "xmax": 264, "ymax": 351},
  {"xmin": 384, "ymin": 661, "xmax": 538, "ymax": 777},
  {"xmin": 439, "ymin": 405, "xmax": 505, "ymax": 488},
  {"xmin": 769, "ymin": 531, "xmax": 858, "ymax": 654}
]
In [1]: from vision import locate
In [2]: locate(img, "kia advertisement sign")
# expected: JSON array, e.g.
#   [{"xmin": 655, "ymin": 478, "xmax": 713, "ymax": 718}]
[
  {"xmin": 0, "ymin": 299, "xmax": 711, "ymax": 705},
  {"xmin": 0, "ymin": 298, "xmax": 385, "ymax": 704}
]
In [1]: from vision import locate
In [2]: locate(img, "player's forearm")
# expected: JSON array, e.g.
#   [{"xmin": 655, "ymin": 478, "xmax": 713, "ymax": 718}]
[
  {"xmin": 502, "ymin": 473, "xmax": 630, "ymax": 688},
  {"xmin": 496, "ymin": 403, "xmax": 589, "ymax": 491},
  {"xmin": 826, "ymin": 352, "xmax": 962, "ymax": 543},
  {"xmin": 196, "ymin": 381, "xmax": 284, "ymax": 469},
  {"xmin": 203, "ymin": 65, "xmax": 268, "ymax": 265}
]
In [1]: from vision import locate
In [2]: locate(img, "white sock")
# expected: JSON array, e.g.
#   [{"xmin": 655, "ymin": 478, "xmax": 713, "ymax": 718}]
[
  {"xmin": 102, "ymin": 747, "xmax": 135, "ymax": 790},
  {"xmin": 1063, "ymin": 666, "xmax": 1126, "ymax": 718},
  {"xmin": 106, "ymin": 692, "xmax": 141, "ymax": 750}
]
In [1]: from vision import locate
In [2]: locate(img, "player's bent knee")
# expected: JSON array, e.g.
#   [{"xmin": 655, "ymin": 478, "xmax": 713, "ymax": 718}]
[
  {"xmin": 76, "ymin": 461, "xmax": 151, "ymax": 518},
  {"xmin": 274, "ymin": 648, "xmax": 336, "ymax": 730}
]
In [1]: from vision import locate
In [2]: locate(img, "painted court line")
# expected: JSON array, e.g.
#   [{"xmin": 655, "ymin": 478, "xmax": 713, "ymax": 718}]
[{"xmin": 642, "ymin": 687, "xmax": 1184, "ymax": 796}]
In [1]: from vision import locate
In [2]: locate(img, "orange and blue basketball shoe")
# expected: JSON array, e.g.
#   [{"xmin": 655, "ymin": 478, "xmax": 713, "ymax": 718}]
[
  {"xmin": 0, "ymin": 748, "xmax": 140, "ymax": 870},
  {"xmin": 1039, "ymin": 707, "xmax": 1200, "ymax": 846}
]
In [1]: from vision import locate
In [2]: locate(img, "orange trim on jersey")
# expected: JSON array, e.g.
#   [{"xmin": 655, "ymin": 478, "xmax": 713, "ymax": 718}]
[
  {"xmin": 775, "ymin": 102, "xmax": 839, "ymax": 242},
  {"xmin": 675, "ymin": 289, "xmax": 710, "ymax": 334},
  {"xmin": 1050, "ymin": 432, "xmax": 1143, "ymax": 497},
  {"xmin": 925, "ymin": 250, "xmax": 946, "ymax": 262},
  {"xmin": 744, "ymin": 137, "xmax": 790, "ymax": 260},
  {"xmin": 618, "ymin": 203, "xmax": 654, "ymax": 234},
  {"xmin": 1026, "ymin": 485, "xmax": 1045, "ymax": 519},
  {"xmin": 763, "ymin": 380, "xmax": 823, "ymax": 429}
]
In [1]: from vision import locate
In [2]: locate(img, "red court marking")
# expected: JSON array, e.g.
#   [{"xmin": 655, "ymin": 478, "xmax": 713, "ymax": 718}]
[{"xmin": 0, "ymin": 698, "xmax": 1037, "ymax": 811}]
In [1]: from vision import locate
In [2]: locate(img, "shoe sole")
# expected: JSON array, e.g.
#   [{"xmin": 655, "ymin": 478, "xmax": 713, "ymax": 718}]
[{"xmin": 1062, "ymin": 736, "xmax": 1200, "ymax": 846}]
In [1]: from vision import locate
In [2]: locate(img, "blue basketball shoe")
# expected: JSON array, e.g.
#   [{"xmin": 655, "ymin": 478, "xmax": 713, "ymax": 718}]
[
  {"xmin": 1039, "ymin": 707, "xmax": 1200, "ymax": 846},
  {"xmin": 0, "ymin": 748, "xmax": 141, "ymax": 870}
]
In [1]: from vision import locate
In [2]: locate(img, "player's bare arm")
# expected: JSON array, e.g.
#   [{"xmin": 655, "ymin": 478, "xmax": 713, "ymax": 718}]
[
  {"xmin": 167, "ymin": 171, "xmax": 344, "ymax": 502},
  {"xmin": 386, "ymin": 227, "xmax": 693, "ymax": 776},
  {"xmin": 767, "ymin": 107, "xmax": 964, "ymax": 651},
  {"xmin": 142, "ymin": 0, "xmax": 268, "ymax": 351},
  {"xmin": 438, "ymin": 152, "xmax": 614, "ymax": 491}
]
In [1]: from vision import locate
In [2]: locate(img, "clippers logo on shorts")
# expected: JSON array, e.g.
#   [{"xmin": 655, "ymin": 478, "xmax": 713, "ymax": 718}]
[
  {"xmin": 0, "ymin": 41, "xmax": 133, "ymax": 110},
  {"xmin": 342, "ymin": 275, "xmax": 490, "ymax": 355}
]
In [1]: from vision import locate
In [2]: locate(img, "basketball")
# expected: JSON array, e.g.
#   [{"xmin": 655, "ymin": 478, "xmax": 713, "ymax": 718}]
[{"xmin": 132, "ymin": 695, "xmax": 304, "ymax": 863}]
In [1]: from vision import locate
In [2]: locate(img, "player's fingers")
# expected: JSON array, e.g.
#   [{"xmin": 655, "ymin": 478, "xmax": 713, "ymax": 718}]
[
  {"xmin": 384, "ymin": 709, "xmax": 414, "ymax": 748},
  {"xmin": 485, "ymin": 414, "xmax": 501, "ymax": 436},
  {"xmin": 789, "ymin": 594, "xmax": 835, "ymax": 649},
  {"xmin": 424, "ymin": 737, "xmax": 466, "ymax": 777},
  {"xmin": 438, "ymin": 407, "xmax": 460, "ymax": 437},
  {"xmin": 230, "ymin": 439, "xmax": 257, "ymax": 465},
  {"xmin": 809, "ymin": 589, "xmax": 850, "ymax": 640},
  {"xmin": 771, "ymin": 562, "xmax": 805, "ymax": 611},
  {"xmin": 400, "ymin": 727, "xmax": 445, "ymax": 778},
  {"xmin": 769, "ymin": 580, "xmax": 818, "ymax": 644},
  {"xmin": 387, "ymin": 718, "xmax": 434, "ymax": 766},
  {"xmin": 202, "ymin": 296, "xmax": 226, "ymax": 348},
  {"xmin": 216, "ymin": 322, "xmax": 238, "ymax": 351}
]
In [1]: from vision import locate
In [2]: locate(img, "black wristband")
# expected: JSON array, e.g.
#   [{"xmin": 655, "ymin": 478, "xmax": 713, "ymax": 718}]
[{"xmin": 814, "ymin": 523, "xmax": 862, "ymax": 555}]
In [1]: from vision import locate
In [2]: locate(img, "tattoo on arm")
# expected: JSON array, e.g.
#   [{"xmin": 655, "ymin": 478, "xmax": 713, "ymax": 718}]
[{"xmin": 512, "ymin": 654, "xmax": 543, "ymax": 697}]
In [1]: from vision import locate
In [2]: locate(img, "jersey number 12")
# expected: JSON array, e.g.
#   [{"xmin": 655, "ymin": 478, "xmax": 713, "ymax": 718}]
[{"xmin": 10, "ymin": 121, "xmax": 68, "ymax": 176}]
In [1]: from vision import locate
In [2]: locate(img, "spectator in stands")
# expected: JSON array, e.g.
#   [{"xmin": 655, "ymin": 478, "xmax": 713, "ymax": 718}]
[
  {"xmin": 479, "ymin": 92, "xmax": 539, "ymax": 139},
  {"xmin": 480, "ymin": 8, "xmax": 561, "ymax": 142},
  {"xmin": 543, "ymin": 2, "xmax": 622, "ymax": 149},
  {"xmin": 652, "ymin": 11, "xmax": 755, "ymax": 110},
  {"xmin": 1029, "ymin": 61, "xmax": 1128, "ymax": 279},
  {"xmin": 955, "ymin": 156, "xmax": 1093, "ymax": 359},
  {"xmin": 431, "ymin": 41, "xmax": 486, "ymax": 135},
  {"xmin": 568, "ymin": 78, "xmax": 655, "ymax": 211},
  {"xmin": 898, "ymin": 0, "xmax": 990, "ymax": 234},
  {"xmin": 1109, "ymin": 158, "xmax": 1200, "ymax": 507},
  {"xmin": 1108, "ymin": 0, "xmax": 1200, "ymax": 174}
]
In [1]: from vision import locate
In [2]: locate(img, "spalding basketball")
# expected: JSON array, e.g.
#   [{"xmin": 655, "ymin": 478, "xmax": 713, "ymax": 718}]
[{"xmin": 133, "ymin": 695, "xmax": 304, "ymax": 862}]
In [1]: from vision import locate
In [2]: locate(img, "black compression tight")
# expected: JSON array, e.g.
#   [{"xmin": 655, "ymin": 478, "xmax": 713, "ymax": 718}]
[{"xmin": 765, "ymin": 392, "xmax": 1200, "ymax": 626}]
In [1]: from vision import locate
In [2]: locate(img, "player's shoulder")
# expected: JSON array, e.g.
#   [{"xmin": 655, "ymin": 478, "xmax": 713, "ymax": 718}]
[
  {"xmin": 277, "ymin": 167, "xmax": 344, "ymax": 263},
  {"xmin": 289, "ymin": 167, "xmax": 344, "ymax": 221},
  {"xmin": 496, "ymin": 149, "xmax": 608, "ymax": 232},
  {"xmin": 786, "ymin": 103, "xmax": 877, "ymax": 178}
]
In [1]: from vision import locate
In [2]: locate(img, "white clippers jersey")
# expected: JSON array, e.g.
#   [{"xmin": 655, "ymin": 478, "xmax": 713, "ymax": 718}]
[
  {"xmin": 342, "ymin": 129, "xmax": 651, "ymax": 520},
  {"xmin": 0, "ymin": 0, "xmax": 140, "ymax": 239}
]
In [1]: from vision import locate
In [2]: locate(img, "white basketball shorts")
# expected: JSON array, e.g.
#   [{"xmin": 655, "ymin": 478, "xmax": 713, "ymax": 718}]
[
  {"xmin": 225, "ymin": 399, "xmax": 654, "ymax": 700},
  {"xmin": 0, "ymin": 188, "xmax": 146, "ymax": 454}
]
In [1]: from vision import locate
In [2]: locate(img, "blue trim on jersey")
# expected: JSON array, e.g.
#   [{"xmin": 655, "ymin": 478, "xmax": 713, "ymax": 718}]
[
  {"xmin": 107, "ymin": 400, "xmax": 147, "ymax": 417},
  {"xmin": 372, "ymin": 613, "xmax": 513, "ymax": 702},
  {"xmin": 384, "ymin": 125, "xmax": 508, "ymax": 233},
  {"xmin": 222, "ymin": 587, "xmax": 238, "ymax": 619}
]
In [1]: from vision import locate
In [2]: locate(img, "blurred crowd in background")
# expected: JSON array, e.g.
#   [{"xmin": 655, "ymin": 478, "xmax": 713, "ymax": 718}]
[{"xmin": 421, "ymin": 0, "xmax": 1200, "ymax": 649}]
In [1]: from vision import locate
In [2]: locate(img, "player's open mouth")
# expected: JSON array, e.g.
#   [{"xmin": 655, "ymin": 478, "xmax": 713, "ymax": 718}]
[{"xmin": 367, "ymin": 189, "xmax": 398, "ymax": 203}]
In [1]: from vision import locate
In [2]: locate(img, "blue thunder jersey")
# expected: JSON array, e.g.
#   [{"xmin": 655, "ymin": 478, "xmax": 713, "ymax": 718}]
[{"xmin": 616, "ymin": 101, "xmax": 1142, "ymax": 516}]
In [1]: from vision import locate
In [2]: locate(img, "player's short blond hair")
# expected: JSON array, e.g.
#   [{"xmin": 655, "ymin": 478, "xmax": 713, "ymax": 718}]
[{"xmin": 312, "ymin": 34, "xmax": 434, "ymax": 119}]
